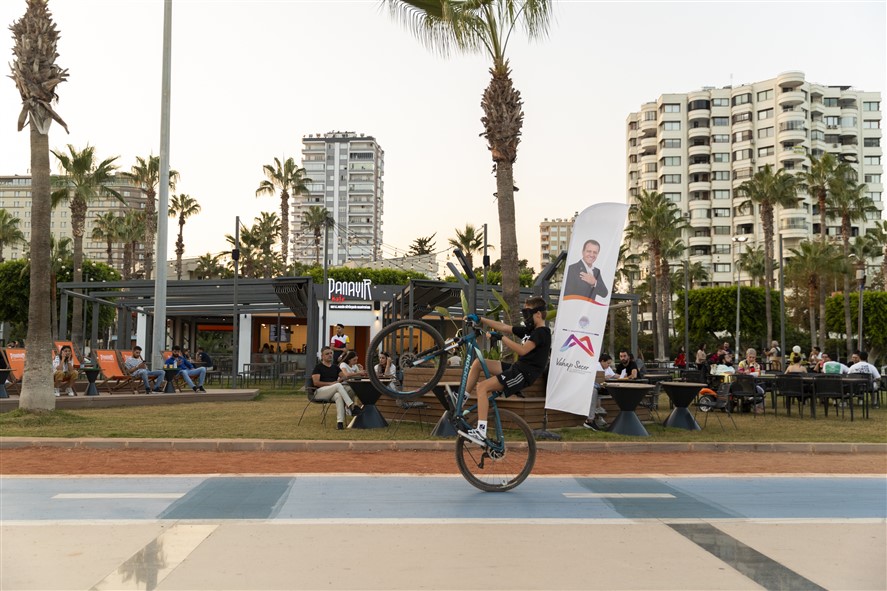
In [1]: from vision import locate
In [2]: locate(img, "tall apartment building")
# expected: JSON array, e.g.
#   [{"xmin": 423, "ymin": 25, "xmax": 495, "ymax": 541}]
[
  {"xmin": 295, "ymin": 131, "xmax": 385, "ymax": 266},
  {"xmin": 0, "ymin": 174, "xmax": 146, "ymax": 272},
  {"xmin": 539, "ymin": 214, "xmax": 577, "ymax": 269},
  {"xmin": 626, "ymin": 71, "xmax": 883, "ymax": 286}
]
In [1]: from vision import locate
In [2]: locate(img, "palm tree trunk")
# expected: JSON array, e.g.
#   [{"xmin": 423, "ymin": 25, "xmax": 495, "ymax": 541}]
[
  {"xmin": 50, "ymin": 272, "xmax": 58, "ymax": 341},
  {"xmin": 818, "ymin": 285, "xmax": 827, "ymax": 351},
  {"xmin": 280, "ymin": 191, "xmax": 289, "ymax": 267},
  {"xmin": 175, "ymin": 219, "xmax": 185, "ymax": 280},
  {"xmin": 106, "ymin": 239, "xmax": 112, "ymax": 267},
  {"xmin": 21, "ymin": 121, "xmax": 55, "ymax": 410},
  {"xmin": 762, "ymin": 208, "xmax": 774, "ymax": 346},
  {"xmin": 495, "ymin": 159, "xmax": 520, "ymax": 318},
  {"xmin": 654, "ymin": 255, "xmax": 667, "ymax": 359},
  {"xmin": 808, "ymin": 278, "xmax": 817, "ymax": 352},
  {"xmin": 841, "ymin": 224, "xmax": 853, "ymax": 357},
  {"xmin": 144, "ymin": 188, "xmax": 156, "ymax": 279},
  {"xmin": 70, "ymin": 200, "xmax": 86, "ymax": 352}
]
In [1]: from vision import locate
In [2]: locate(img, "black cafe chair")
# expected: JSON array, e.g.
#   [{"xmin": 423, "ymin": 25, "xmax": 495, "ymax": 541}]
[
  {"xmin": 813, "ymin": 375, "xmax": 854, "ymax": 421},
  {"xmin": 695, "ymin": 382, "xmax": 737, "ymax": 430},
  {"xmin": 774, "ymin": 374, "xmax": 807, "ymax": 417},
  {"xmin": 843, "ymin": 373, "xmax": 874, "ymax": 419},
  {"xmin": 733, "ymin": 375, "xmax": 765, "ymax": 417},
  {"xmin": 297, "ymin": 386, "xmax": 335, "ymax": 427}
]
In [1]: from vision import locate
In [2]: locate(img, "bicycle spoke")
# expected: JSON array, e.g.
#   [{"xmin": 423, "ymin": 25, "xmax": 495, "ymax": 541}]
[
  {"xmin": 456, "ymin": 409, "xmax": 536, "ymax": 492},
  {"xmin": 366, "ymin": 319, "xmax": 446, "ymax": 399}
]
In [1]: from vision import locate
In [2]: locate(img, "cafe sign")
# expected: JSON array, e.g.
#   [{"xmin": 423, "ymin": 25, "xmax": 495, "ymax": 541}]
[{"xmin": 328, "ymin": 278, "xmax": 373, "ymax": 302}]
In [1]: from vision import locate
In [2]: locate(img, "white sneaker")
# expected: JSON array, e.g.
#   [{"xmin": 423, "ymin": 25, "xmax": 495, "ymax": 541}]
[
  {"xmin": 66, "ymin": 387, "xmax": 75, "ymax": 396},
  {"xmin": 54, "ymin": 388, "xmax": 60, "ymax": 397},
  {"xmin": 458, "ymin": 428, "xmax": 487, "ymax": 446}
]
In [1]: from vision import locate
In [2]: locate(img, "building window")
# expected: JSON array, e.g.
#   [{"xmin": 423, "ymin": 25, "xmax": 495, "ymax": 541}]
[
  {"xmin": 866, "ymin": 191, "xmax": 881, "ymax": 201},
  {"xmin": 714, "ymin": 263, "xmax": 732, "ymax": 273},
  {"xmin": 712, "ymin": 134, "xmax": 730, "ymax": 143},
  {"xmin": 732, "ymin": 112, "xmax": 753, "ymax": 124},
  {"xmin": 713, "ymin": 153, "xmax": 730, "ymax": 163},
  {"xmin": 863, "ymin": 156, "xmax": 881, "ymax": 166},
  {"xmin": 662, "ymin": 174, "xmax": 681, "ymax": 184},
  {"xmin": 644, "ymin": 180, "xmax": 658, "ymax": 190},
  {"xmin": 713, "ymin": 208, "xmax": 731, "ymax": 217},
  {"xmin": 713, "ymin": 227, "xmax": 731, "ymax": 236},
  {"xmin": 688, "ymin": 99, "xmax": 710, "ymax": 111},
  {"xmin": 711, "ymin": 98, "xmax": 729, "ymax": 107},
  {"xmin": 644, "ymin": 163, "xmax": 658, "ymax": 173},
  {"xmin": 712, "ymin": 117, "xmax": 729, "ymax": 127},
  {"xmin": 661, "ymin": 156, "xmax": 681, "ymax": 167},
  {"xmin": 757, "ymin": 108, "xmax": 774, "ymax": 120},
  {"xmin": 863, "ymin": 101, "xmax": 880, "ymax": 111},
  {"xmin": 713, "ymin": 244, "xmax": 731, "ymax": 254},
  {"xmin": 644, "ymin": 111, "xmax": 657, "ymax": 121},
  {"xmin": 757, "ymin": 89, "xmax": 773, "ymax": 101},
  {"xmin": 758, "ymin": 127, "xmax": 774, "ymax": 139},
  {"xmin": 691, "ymin": 209, "xmax": 710, "ymax": 219},
  {"xmin": 733, "ymin": 130, "xmax": 753, "ymax": 142},
  {"xmin": 758, "ymin": 146, "xmax": 775, "ymax": 157},
  {"xmin": 662, "ymin": 103, "xmax": 681, "ymax": 113},
  {"xmin": 661, "ymin": 138, "xmax": 682, "ymax": 149},
  {"xmin": 713, "ymin": 189, "xmax": 731, "ymax": 199},
  {"xmin": 713, "ymin": 171, "xmax": 731, "ymax": 181},
  {"xmin": 824, "ymin": 116, "xmax": 839, "ymax": 128},
  {"xmin": 628, "ymin": 121, "xmax": 638, "ymax": 131},
  {"xmin": 733, "ymin": 149, "xmax": 753, "ymax": 161},
  {"xmin": 864, "ymin": 174, "xmax": 881, "ymax": 184},
  {"xmin": 864, "ymin": 138, "xmax": 880, "ymax": 147},
  {"xmin": 824, "ymin": 97, "xmax": 840, "ymax": 107},
  {"xmin": 662, "ymin": 121, "xmax": 681, "ymax": 131},
  {"xmin": 732, "ymin": 93, "xmax": 752, "ymax": 106},
  {"xmin": 863, "ymin": 120, "xmax": 881, "ymax": 129},
  {"xmin": 811, "ymin": 129, "xmax": 825, "ymax": 141},
  {"xmin": 662, "ymin": 192, "xmax": 681, "ymax": 202}
]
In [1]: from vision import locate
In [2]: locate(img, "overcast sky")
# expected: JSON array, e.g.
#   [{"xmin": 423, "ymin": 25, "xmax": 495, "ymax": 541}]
[{"xmin": 2, "ymin": 0, "xmax": 885, "ymax": 273}]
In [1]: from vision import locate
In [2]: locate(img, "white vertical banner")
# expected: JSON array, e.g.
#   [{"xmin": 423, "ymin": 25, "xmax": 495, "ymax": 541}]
[{"xmin": 545, "ymin": 203, "xmax": 629, "ymax": 416}]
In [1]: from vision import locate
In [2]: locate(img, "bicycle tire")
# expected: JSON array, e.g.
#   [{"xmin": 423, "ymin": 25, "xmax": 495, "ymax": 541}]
[
  {"xmin": 455, "ymin": 409, "xmax": 536, "ymax": 492},
  {"xmin": 366, "ymin": 319, "xmax": 447, "ymax": 399}
]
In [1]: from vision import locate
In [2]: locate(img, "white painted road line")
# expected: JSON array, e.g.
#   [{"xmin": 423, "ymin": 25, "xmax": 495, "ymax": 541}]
[
  {"xmin": 563, "ymin": 493, "xmax": 676, "ymax": 499},
  {"xmin": 53, "ymin": 493, "xmax": 185, "ymax": 500}
]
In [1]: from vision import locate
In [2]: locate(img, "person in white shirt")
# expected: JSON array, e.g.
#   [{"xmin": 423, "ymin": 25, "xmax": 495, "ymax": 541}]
[
  {"xmin": 848, "ymin": 351, "xmax": 881, "ymax": 390},
  {"xmin": 820, "ymin": 352, "xmax": 849, "ymax": 375},
  {"xmin": 584, "ymin": 353, "xmax": 616, "ymax": 431},
  {"xmin": 52, "ymin": 345, "xmax": 78, "ymax": 396}
]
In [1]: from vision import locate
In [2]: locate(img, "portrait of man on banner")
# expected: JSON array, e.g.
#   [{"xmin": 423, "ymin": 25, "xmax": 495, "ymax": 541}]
[{"xmin": 563, "ymin": 238, "xmax": 609, "ymax": 302}]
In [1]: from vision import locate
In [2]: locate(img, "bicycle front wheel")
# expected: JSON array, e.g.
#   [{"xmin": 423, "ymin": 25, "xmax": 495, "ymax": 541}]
[
  {"xmin": 456, "ymin": 409, "xmax": 536, "ymax": 492},
  {"xmin": 366, "ymin": 319, "xmax": 447, "ymax": 399}
]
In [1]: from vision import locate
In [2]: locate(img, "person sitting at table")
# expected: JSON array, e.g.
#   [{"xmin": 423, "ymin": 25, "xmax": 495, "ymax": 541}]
[
  {"xmin": 339, "ymin": 350, "xmax": 367, "ymax": 378},
  {"xmin": 784, "ymin": 352, "xmax": 807, "ymax": 374},
  {"xmin": 584, "ymin": 353, "xmax": 616, "ymax": 431},
  {"xmin": 737, "ymin": 348, "xmax": 761, "ymax": 375},
  {"xmin": 818, "ymin": 352, "xmax": 849, "ymax": 375},
  {"xmin": 374, "ymin": 351, "xmax": 398, "ymax": 381},
  {"xmin": 613, "ymin": 349, "xmax": 638, "ymax": 380},
  {"xmin": 312, "ymin": 346, "xmax": 361, "ymax": 430},
  {"xmin": 710, "ymin": 353, "xmax": 736, "ymax": 376},
  {"xmin": 673, "ymin": 347, "xmax": 687, "ymax": 369},
  {"xmin": 124, "ymin": 345, "xmax": 166, "ymax": 394},
  {"xmin": 848, "ymin": 350, "xmax": 881, "ymax": 394},
  {"xmin": 53, "ymin": 344, "xmax": 78, "ymax": 397},
  {"xmin": 767, "ymin": 341, "xmax": 782, "ymax": 371},
  {"xmin": 164, "ymin": 345, "xmax": 207, "ymax": 392},
  {"xmin": 196, "ymin": 347, "xmax": 214, "ymax": 370}
]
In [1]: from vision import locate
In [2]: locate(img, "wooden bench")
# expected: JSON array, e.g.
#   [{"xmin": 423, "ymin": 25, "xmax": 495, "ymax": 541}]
[{"xmin": 372, "ymin": 366, "xmax": 653, "ymax": 430}]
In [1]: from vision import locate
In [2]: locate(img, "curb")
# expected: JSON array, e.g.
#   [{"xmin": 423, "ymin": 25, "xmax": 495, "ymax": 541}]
[{"xmin": 1, "ymin": 438, "xmax": 885, "ymax": 454}]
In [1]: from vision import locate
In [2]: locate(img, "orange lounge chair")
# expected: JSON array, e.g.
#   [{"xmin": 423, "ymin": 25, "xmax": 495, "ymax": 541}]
[
  {"xmin": 95, "ymin": 350, "xmax": 138, "ymax": 394},
  {"xmin": 54, "ymin": 341, "xmax": 81, "ymax": 369},
  {"xmin": 119, "ymin": 350, "xmax": 165, "ymax": 391},
  {"xmin": 3, "ymin": 348, "xmax": 26, "ymax": 395}
]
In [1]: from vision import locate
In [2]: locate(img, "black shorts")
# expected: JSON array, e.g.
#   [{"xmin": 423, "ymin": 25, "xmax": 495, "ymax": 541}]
[{"xmin": 496, "ymin": 365, "xmax": 536, "ymax": 396}]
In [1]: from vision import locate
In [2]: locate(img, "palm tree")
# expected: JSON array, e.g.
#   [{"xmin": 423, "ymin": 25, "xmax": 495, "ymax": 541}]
[
  {"xmin": 866, "ymin": 220, "xmax": 887, "ymax": 289},
  {"xmin": 91, "ymin": 211, "xmax": 120, "ymax": 268},
  {"xmin": 195, "ymin": 253, "xmax": 226, "ymax": 280},
  {"xmin": 20, "ymin": 235, "xmax": 72, "ymax": 343},
  {"xmin": 121, "ymin": 155, "xmax": 180, "ymax": 280},
  {"xmin": 385, "ymin": 0, "xmax": 553, "ymax": 315},
  {"xmin": 0, "ymin": 209, "xmax": 26, "ymax": 262},
  {"xmin": 848, "ymin": 235, "xmax": 878, "ymax": 348},
  {"xmin": 736, "ymin": 164, "xmax": 800, "ymax": 346},
  {"xmin": 301, "ymin": 206, "xmax": 334, "ymax": 266},
  {"xmin": 827, "ymin": 171, "xmax": 877, "ymax": 356},
  {"xmin": 737, "ymin": 244, "xmax": 768, "ymax": 288},
  {"xmin": 626, "ymin": 190, "xmax": 687, "ymax": 359},
  {"xmin": 448, "ymin": 224, "xmax": 488, "ymax": 270},
  {"xmin": 50, "ymin": 144, "xmax": 120, "ymax": 351},
  {"xmin": 686, "ymin": 261, "xmax": 710, "ymax": 289},
  {"xmin": 408, "ymin": 233, "xmax": 437, "ymax": 256},
  {"xmin": 614, "ymin": 242, "xmax": 641, "ymax": 292},
  {"xmin": 10, "ymin": 0, "xmax": 69, "ymax": 410},
  {"xmin": 168, "ymin": 193, "xmax": 202, "ymax": 280},
  {"xmin": 787, "ymin": 240, "xmax": 843, "ymax": 352},
  {"xmin": 255, "ymin": 157, "xmax": 311, "ymax": 267},
  {"xmin": 252, "ymin": 211, "xmax": 281, "ymax": 278},
  {"xmin": 117, "ymin": 211, "xmax": 146, "ymax": 280}
]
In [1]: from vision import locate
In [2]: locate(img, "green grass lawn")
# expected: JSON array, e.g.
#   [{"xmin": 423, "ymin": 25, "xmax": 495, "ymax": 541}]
[{"xmin": 1, "ymin": 388, "xmax": 885, "ymax": 443}]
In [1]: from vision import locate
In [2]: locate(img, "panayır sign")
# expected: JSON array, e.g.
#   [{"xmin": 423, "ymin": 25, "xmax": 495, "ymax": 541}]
[{"xmin": 328, "ymin": 278, "xmax": 373, "ymax": 302}]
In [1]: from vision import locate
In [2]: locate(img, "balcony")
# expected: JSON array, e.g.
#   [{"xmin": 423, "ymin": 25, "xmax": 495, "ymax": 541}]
[
  {"xmin": 778, "ymin": 126, "xmax": 807, "ymax": 143},
  {"xmin": 778, "ymin": 89, "xmax": 806, "ymax": 108},
  {"xmin": 688, "ymin": 234, "xmax": 712, "ymax": 247},
  {"xmin": 689, "ymin": 180, "xmax": 712, "ymax": 193},
  {"xmin": 777, "ymin": 108, "xmax": 806, "ymax": 125},
  {"xmin": 688, "ymin": 143, "xmax": 711, "ymax": 157},
  {"xmin": 688, "ymin": 162, "xmax": 711, "ymax": 175},
  {"xmin": 840, "ymin": 125, "xmax": 859, "ymax": 138},
  {"xmin": 639, "ymin": 116, "xmax": 657, "ymax": 133},
  {"xmin": 776, "ymin": 71, "xmax": 806, "ymax": 88},
  {"xmin": 779, "ymin": 146, "xmax": 808, "ymax": 163},
  {"xmin": 688, "ymin": 125, "xmax": 710, "ymax": 139},
  {"xmin": 841, "ymin": 142, "xmax": 859, "ymax": 156},
  {"xmin": 640, "ymin": 135, "xmax": 658, "ymax": 150}
]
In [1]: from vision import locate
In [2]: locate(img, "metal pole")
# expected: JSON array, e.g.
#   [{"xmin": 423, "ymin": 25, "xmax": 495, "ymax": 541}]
[
  {"xmin": 151, "ymin": 0, "xmax": 172, "ymax": 370},
  {"xmin": 857, "ymin": 269, "xmax": 865, "ymax": 351},
  {"xmin": 779, "ymin": 234, "xmax": 786, "ymax": 368},
  {"xmin": 735, "ymin": 271, "xmax": 741, "ymax": 356},
  {"xmin": 321, "ymin": 223, "xmax": 329, "ymax": 351},
  {"xmin": 683, "ymin": 259, "xmax": 689, "ymax": 363},
  {"xmin": 232, "ymin": 217, "xmax": 240, "ymax": 388}
]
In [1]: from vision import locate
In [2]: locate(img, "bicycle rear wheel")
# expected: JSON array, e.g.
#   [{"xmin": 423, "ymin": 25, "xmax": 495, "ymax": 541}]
[
  {"xmin": 366, "ymin": 319, "xmax": 447, "ymax": 399},
  {"xmin": 456, "ymin": 409, "xmax": 536, "ymax": 492}
]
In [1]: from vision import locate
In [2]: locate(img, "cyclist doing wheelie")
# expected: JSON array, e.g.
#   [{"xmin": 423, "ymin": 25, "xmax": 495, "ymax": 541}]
[{"xmin": 459, "ymin": 296, "xmax": 551, "ymax": 446}]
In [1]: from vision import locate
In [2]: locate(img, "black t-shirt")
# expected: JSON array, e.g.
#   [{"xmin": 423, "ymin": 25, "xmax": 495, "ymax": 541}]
[
  {"xmin": 312, "ymin": 362, "xmax": 341, "ymax": 384},
  {"xmin": 614, "ymin": 360, "xmax": 639, "ymax": 378},
  {"xmin": 511, "ymin": 324, "xmax": 551, "ymax": 380},
  {"xmin": 198, "ymin": 352, "xmax": 213, "ymax": 366}
]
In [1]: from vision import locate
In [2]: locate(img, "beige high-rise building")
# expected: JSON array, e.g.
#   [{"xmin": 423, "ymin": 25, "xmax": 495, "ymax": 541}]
[
  {"xmin": 294, "ymin": 131, "xmax": 385, "ymax": 266},
  {"xmin": 0, "ymin": 174, "xmax": 146, "ymax": 273},
  {"xmin": 626, "ymin": 71, "xmax": 883, "ymax": 286},
  {"xmin": 540, "ymin": 214, "xmax": 577, "ymax": 269}
]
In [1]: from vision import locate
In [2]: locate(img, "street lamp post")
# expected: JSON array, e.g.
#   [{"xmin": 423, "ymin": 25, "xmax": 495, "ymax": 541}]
[
  {"xmin": 732, "ymin": 235, "xmax": 749, "ymax": 355},
  {"xmin": 856, "ymin": 268, "xmax": 866, "ymax": 351}
]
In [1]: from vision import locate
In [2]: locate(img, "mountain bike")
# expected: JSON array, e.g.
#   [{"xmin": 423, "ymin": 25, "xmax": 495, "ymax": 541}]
[{"xmin": 366, "ymin": 315, "xmax": 536, "ymax": 492}]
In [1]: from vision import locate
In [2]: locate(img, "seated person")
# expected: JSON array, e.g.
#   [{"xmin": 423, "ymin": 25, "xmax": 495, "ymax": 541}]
[
  {"xmin": 633, "ymin": 352, "xmax": 647, "ymax": 378},
  {"xmin": 710, "ymin": 353, "xmax": 736, "ymax": 376},
  {"xmin": 374, "ymin": 351, "xmax": 398, "ymax": 381},
  {"xmin": 53, "ymin": 344, "xmax": 78, "ymax": 397},
  {"xmin": 848, "ymin": 350, "xmax": 881, "ymax": 391},
  {"xmin": 737, "ymin": 348, "xmax": 761, "ymax": 374},
  {"xmin": 312, "ymin": 346, "xmax": 362, "ymax": 430},
  {"xmin": 163, "ymin": 345, "xmax": 207, "ymax": 392},
  {"xmin": 767, "ymin": 341, "xmax": 782, "ymax": 371},
  {"xmin": 673, "ymin": 347, "xmax": 687, "ymax": 369},
  {"xmin": 195, "ymin": 347, "xmax": 214, "ymax": 369},
  {"xmin": 819, "ymin": 352, "xmax": 849, "ymax": 375},
  {"xmin": 447, "ymin": 353, "xmax": 462, "ymax": 367},
  {"xmin": 584, "ymin": 353, "xmax": 616, "ymax": 431},
  {"xmin": 784, "ymin": 352, "xmax": 807, "ymax": 373},
  {"xmin": 124, "ymin": 345, "xmax": 166, "ymax": 393},
  {"xmin": 613, "ymin": 349, "xmax": 639, "ymax": 380},
  {"xmin": 338, "ymin": 350, "xmax": 367, "ymax": 378}
]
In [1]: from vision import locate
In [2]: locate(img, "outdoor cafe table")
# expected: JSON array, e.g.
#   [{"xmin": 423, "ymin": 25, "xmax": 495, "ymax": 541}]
[
  {"xmin": 344, "ymin": 379, "xmax": 389, "ymax": 429},
  {"xmin": 81, "ymin": 366, "xmax": 102, "ymax": 396},
  {"xmin": 661, "ymin": 381, "xmax": 706, "ymax": 431},
  {"xmin": 602, "ymin": 382, "xmax": 653, "ymax": 437},
  {"xmin": 162, "ymin": 368, "xmax": 180, "ymax": 393}
]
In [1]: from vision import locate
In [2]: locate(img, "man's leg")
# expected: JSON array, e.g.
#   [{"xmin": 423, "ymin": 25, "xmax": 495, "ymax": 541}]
[
  {"xmin": 178, "ymin": 370, "xmax": 196, "ymax": 388},
  {"xmin": 194, "ymin": 367, "xmax": 206, "ymax": 386},
  {"xmin": 587, "ymin": 383, "xmax": 601, "ymax": 421},
  {"xmin": 466, "ymin": 358, "xmax": 503, "ymax": 395},
  {"xmin": 315, "ymin": 384, "xmax": 352, "ymax": 423},
  {"xmin": 150, "ymin": 370, "xmax": 165, "ymax": 390}
]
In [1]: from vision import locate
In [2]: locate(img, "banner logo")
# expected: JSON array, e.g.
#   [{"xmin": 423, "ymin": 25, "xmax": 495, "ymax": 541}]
[{"xmin": 560, "ymin": 334, "xmax": 595, "ymax": 357}]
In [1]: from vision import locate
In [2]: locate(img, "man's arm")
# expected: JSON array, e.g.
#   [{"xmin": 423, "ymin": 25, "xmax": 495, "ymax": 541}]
[
  {"xmin": 478, "ymin": 316, "xmax": 513, "ymax": 335},
  {"xmin": 502, "ymin": 336, "xmax": 536, "ymax": 357},
  {"xmin": 594, "ymin": 269, "xmax": 609, "ymax": 298}
]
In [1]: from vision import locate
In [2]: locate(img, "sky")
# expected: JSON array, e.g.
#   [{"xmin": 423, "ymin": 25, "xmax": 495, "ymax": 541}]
[{"xmin": 1, "ymin": 0, "xmax": 885, "ymax": 275}]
